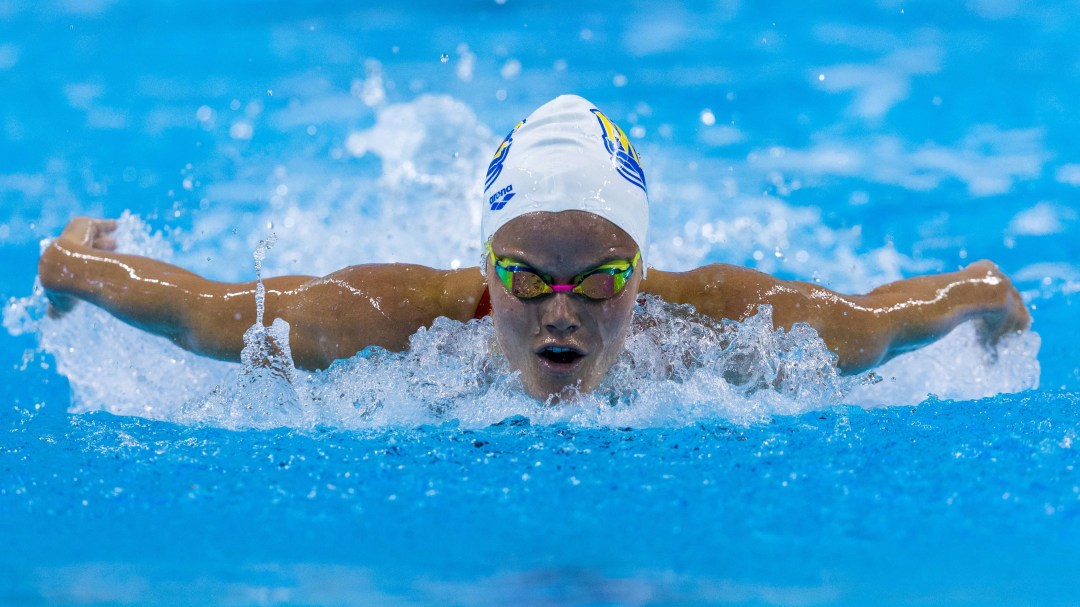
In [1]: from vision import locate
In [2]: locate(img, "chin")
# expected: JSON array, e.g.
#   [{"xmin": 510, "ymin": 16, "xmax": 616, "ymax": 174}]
[{"xmin": 522, "ymin": 372, "xmax": 599, "ymax": 402}]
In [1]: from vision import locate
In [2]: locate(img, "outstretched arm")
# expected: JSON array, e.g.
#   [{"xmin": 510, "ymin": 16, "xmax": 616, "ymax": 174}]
[
  {"xmin": 641, "ymin": 261, "xmax": 1031, "ymax": 374},
  {"xmin": 38, "ymin": 217, "xmax": 487, "ymax": 370}
]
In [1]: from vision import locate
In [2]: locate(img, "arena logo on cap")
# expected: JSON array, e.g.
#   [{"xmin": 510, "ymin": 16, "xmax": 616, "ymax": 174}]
[
  {"xmin": 488, "ymin": 184, "xmax": 515, "ymax": 210},
  {"xmin": 485, "ymin": 119, "xmax": 525, "ymax": 194},
  {"xmin": 590, "ymin": 109, "xmax": 647, "ymax": 193}
]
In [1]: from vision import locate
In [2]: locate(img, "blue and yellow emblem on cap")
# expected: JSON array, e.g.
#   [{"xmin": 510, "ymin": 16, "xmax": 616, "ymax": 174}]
[
  {"xmin": 485, "ymin": 119, "xmax": 525, "ymax": 194},
  {"xmin": 591, "ymin": 109, "xmax": 647, "ymax": 193}
]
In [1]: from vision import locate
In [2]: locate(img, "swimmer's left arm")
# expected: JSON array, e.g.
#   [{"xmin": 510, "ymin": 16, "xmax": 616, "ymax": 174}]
[{"xmin": 641, "ymin": 260, "xmax": 1031, "ymax": 374}]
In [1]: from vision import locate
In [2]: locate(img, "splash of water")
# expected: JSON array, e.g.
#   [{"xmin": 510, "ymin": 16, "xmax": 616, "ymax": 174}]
[
  {"xmin": 2, "ymin": 93, "xmax": 1043, "ymax": 429},
  {"xmin": 178, "ymin": 232, "xmax": 307, "ymax": 428},
  {"xmin": 253, "ymin": 232, "xmax": 278, "ymax": 326},
  {"xmin": 4, "ymin": 214, "xmax": 233, "ymax": 418},
  {"xmin": 2, "ymin": 215, "xmax": 1041, "ymax": 430},
  {"xmin": 181, "ymin": 317, "xmax": 304, "ymax": 429},
  {"xmin": 160, "ymin": 294, "xmax": 864, "ymax": 430}
]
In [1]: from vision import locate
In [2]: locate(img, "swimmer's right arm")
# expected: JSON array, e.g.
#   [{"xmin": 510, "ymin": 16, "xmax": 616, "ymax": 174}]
[{"xmin": 38, "ymin": 217, "xmax": 488, "ymax": 370}]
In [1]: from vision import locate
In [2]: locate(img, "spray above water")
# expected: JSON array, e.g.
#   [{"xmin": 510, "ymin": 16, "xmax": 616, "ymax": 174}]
[
  {"xmin": 253, "ymin": 232, "xmax": 277, "ymax": 326},
  {"xmin": 175, "ymin": 293, "xmax": 871, "ymax": 430},
  {"xmin": 181, "ymin": 232, "xmax": 310, "ymax": 428},
  {"xmin": 2, "ymin": 95, "xmax": 1041, "ymax": 431},
  {"xmin": 3, "ymin": 212, "xmax": 1040, "ymax": 431}
]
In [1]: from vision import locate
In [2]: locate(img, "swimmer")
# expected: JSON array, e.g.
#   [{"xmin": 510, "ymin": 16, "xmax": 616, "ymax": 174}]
[{"xmin": 37, "ymin": 95, "xmax": 1031, "ymax": 400}]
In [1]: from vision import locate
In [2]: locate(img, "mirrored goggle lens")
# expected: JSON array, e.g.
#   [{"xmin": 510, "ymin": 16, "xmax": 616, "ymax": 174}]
[
  {"xmin": 509, "ymin": 270, "xmax": 553, "ymax": 298},
  {"xmin": 507, "ymin": 268, "xmax": 622, "ymax": 300},
  {"xmin": 572, "ymin": 272, "xmax": 617, "ymax": 299}
]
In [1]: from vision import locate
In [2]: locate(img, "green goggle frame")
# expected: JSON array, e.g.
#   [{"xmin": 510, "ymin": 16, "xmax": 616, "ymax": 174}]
[{"xmin": 487, "ymin": 244, "xmax": 640, "ymax": 301}]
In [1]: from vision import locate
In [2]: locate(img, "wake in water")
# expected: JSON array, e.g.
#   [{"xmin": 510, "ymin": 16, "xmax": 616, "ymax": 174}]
[
  {"xmin": 175, "ymin": 296, "xmax": 865, "ymax": 430},
  {"xmin": 4, "ymin": 215, "xmax": 1040, "ymax": 430},
  {"xmin": 2, "ymin": 89, "xmax": 1043, "ymax": 429}
]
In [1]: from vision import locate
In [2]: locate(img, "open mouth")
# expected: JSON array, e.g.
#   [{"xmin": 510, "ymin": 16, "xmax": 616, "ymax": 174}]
[{"xmin": 536, "ymin": 346, "xmax": 586, "ymax": 370}]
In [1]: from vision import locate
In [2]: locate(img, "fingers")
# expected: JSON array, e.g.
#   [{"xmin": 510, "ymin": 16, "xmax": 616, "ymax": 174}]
[
  {"xmin": 973, "ymin": 282, "xmax": 1031, "ymax": 357},
  {"xmin": 58, "ymin": 217, "xmax": 92, "ymax": 245},
  {"xmin": 1009, "ymin": 280, "xmax": 1032, "ymax": 329},
  {"xmin": 88, "ymin": 219, "xmax": 118, "ymax": 250},
  {"xmin": 93, "ymin": 232, "xmax": 118, "ymax": 251},
  {"xmin": 965, "ymin": 259, "xmax": 999, "ymax": 274},
  {"xmin": 994, "ymin": 266, "xmax": 1031, "ymax": 333},
  {"xmin": 93, "ymin": 219, "xmax": 118, "ymax": 236},
  {"xmin": 969, "ymin": 259, "xmax": 1031, "ymax": 332},
  {"xmin": 59, "ymin": 217, "xmax": 119, "ymax": 250},
  {"xmin": 45, "ymin": 292, "xmax": 77, "ymax": 319},
  {"xmin": 964, "ymin": 259, "xmax": 1032, "ymax": 358}
]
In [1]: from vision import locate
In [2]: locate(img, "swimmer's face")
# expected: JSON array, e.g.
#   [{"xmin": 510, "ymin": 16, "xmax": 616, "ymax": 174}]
[{"xmin": 487, "ymin": 210, "xmax": 642, "ymax": 401}]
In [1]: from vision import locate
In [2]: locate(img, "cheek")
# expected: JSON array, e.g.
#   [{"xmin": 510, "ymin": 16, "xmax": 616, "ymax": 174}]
[
  {"xmin": 609, "ymin": 283, "xmax": 639, "ymax": 325},
  {"xmin": 491, "ymin": 297, "xmax": 538, "ymax": 353},
  {"xmin": 597, "ymin": 292, "xmax": 637, "ymax": 345},
  {"xmin": 600, "ymin": 305, "xmax": 633, "ymax": 343}
]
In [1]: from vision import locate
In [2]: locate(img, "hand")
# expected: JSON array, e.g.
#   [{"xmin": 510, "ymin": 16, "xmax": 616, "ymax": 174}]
[
  {"xmin": 56, "ymin": 216, "xmax": 118, "ymax": 251},
  {"xmin": 966, "ymin": 260, "xmax": 1031, "ymax": 354},
  {"xmin": 40, "ymin": 217, "xmax": 118, "ymax": 318}
]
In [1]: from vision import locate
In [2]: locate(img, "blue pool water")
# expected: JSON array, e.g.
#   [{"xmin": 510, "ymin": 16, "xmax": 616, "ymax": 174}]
[{"xmin": 2, "ymin": 1, "xmax": 1079, "ymax": 605}]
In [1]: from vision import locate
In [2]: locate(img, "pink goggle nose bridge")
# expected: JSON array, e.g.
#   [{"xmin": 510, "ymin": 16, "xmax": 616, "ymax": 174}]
[{"xmin": 549, "ymin": 284, "xmax": 576, "ymax": 292}]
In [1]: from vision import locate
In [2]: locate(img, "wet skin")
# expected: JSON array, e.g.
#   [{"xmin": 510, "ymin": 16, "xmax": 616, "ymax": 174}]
[
  {"xmin": 486, "ymin": 211, "xmax": 642, "ymax": 399},
  {"xmin": 38, "ymin": 215, "xmax": 1031, "ymax": 401}
]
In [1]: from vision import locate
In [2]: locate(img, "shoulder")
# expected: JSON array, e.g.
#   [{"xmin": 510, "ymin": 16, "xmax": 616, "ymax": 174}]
[
  {"xmin": 640, "ymin": 263, "xmax": 783, "ymax": 321},
  {"xmin": 306, "ymin": 264, "xmax": 488, "ymax": 322},
  {"xmin": 641, "ymin": 263, "xmax": 764, "ymax": 297}
]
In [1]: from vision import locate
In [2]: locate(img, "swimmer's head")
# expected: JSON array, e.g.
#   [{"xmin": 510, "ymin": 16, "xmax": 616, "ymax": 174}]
[
  {"xmin": 481, "ymin": 96, "xmax": 649, "ymax": 400},
  {"xmin": 481, "ymin": 94, "xmax": 650, "ymax": 273},
  {"xmin": 487, "ymin": 210, "xmax": 642, "ymax": 401}
]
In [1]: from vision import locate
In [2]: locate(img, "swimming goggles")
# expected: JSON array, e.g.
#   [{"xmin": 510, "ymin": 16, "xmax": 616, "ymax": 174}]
[{"xmin": 486, "ymin": 243, "xmax": 641, "ymax": 301}]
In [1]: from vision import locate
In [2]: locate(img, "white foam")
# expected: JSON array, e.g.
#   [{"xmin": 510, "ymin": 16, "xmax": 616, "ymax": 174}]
[
  {"xmin": 99, "ymin": 293, "xmax": 874, "ymax": 430},
  {"xmin": 846, "ymin": 322, "xmax": 1041, "ymax": 406},
  {"xmin": 4, "ymin": 93, "xmax": 1044, "ymax": 429},
  {"xmin": 5, "ymin": 215, "xmax": 233, "ymax": 418},
  {"xmin": 183, "ymin": 94, "xmax": 493, "ymax": 283},
  {"xmin": 5, "ymin": 235, "xmax": 1041, "ymax": 430}
]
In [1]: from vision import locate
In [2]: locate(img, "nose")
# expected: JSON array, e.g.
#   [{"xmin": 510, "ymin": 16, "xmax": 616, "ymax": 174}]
[{"xmin": 540, "ymin": 293, "xmax": 580, "ymax": 335}]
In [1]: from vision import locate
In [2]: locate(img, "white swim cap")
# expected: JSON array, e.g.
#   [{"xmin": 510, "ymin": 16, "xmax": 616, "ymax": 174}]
[{"xmin": 481, "ymin": 94, "xmax": 650, "ymax": 272}]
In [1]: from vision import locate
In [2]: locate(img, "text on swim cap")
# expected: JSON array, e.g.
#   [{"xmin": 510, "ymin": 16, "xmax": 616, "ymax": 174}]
[{"xmin": 489, "ymin": 184, "xmax": 515, "ymax": 210}]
